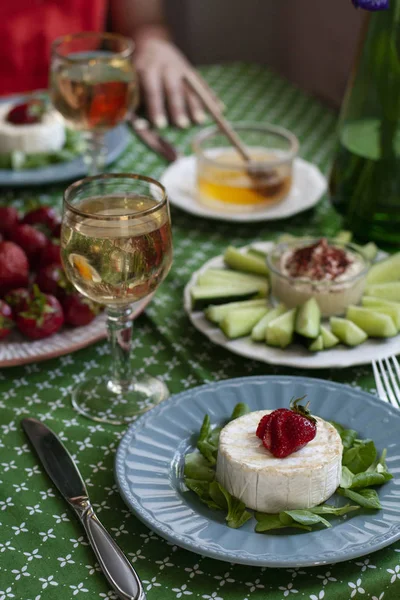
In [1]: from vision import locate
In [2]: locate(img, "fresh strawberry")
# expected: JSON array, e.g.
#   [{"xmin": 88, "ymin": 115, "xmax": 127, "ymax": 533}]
[
  {"xmin": 0, "ymin": 300, "xmax": 14, "ymax": 339},
  {"xmin": 0, "ymin": 241, "xmax": 29, "ymax": 296},
  {"xmin": 10, "ymin": 224, "xmax": 48, "ymax": 266},
  {"xmin": 39, "ymin": 239, "xmax": 61, "ymax": 268},
  {"xmin": 257, "ymin": 396, "xmax": 317, "ymax": 458},
  {"xmin": 6, "ymin": 99, "xmax": 45, "ymax": 125},
  {"xmin": 35, "ymin": 264, "xmax": 70, "ymax": 298},
  {"xmin": 62, "ymin": 293, "xmax": 100, "ymax": 327},
  {"xmin": 52, "ymin": 222, "xmax": 61, "ymax": 238},
  {"xmin": 21, "ymin": 206, "xmax": 60, "ymax": 235},
  {"xmin": 0, "ymin": 207, "xmax": 19, "ymax": 238},
  {"xmin": 4, "ymin": 288, "xmax": 31, "ymax": 317},
  {"xmin": 16, "ymin": 285, "xmax": 64, "ymax": 339}
]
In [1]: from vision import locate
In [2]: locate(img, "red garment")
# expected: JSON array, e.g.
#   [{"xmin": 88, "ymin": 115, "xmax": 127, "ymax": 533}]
[{"xmin": 0, "ymin": 1, "xmax": 107, "ymax": 96}]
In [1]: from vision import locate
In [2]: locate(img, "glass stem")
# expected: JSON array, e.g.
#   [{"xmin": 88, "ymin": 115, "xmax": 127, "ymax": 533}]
[
  {"xmin": 106, "ymin": 306, "xmax": 134, "ymax": 395},
  {"xmin": 84, "ymin": 131, "xmax": 107, "ymax": 176}
]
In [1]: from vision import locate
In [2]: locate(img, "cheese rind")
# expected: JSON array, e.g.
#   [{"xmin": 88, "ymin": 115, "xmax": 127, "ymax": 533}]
[
  {"xmin": 216, "ymin": 410, "xmax": 342, "ymax": 513},
  {"xmin": 0, "ymin": 102, "xmax": 66, "ymax": 154}
]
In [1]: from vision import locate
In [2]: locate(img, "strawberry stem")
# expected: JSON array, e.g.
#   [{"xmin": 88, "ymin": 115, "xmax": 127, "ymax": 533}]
[{"xmin": 289, "ymin": 395, "xmax": 317, "ymax": 425}]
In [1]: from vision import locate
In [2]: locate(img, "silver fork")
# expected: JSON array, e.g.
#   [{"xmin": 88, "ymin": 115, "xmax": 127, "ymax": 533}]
[{"xmin": 372, "ymin": 356, "xmax": 400, "ymax": 408}]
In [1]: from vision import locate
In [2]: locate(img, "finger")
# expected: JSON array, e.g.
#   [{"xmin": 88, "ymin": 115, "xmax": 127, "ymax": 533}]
[
  {"xmin": 163, "ymin": 72, "xmax": 190, "ymax": 129},
  {"xmin": 140, "ymin": 71, "xmax": 168, "ymax": 129},
  {"xmin": 185, "ymin": 88, "xmax": 207, "ymax": 124}
]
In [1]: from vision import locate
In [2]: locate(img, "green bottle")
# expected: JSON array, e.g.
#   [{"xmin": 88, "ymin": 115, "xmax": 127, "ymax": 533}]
[{"xmin": 330, "ymin": 2, "xmax": 400, "ymax": 247}]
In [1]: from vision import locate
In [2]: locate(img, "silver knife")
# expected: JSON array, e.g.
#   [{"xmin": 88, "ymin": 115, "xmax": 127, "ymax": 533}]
[
  {"xmin": 129, "ymin": 115, "xmax": 180, "ymax": 163},
  {"xmin": 21, "ymin": 417, "xmax": 145, "ymax": 600}
]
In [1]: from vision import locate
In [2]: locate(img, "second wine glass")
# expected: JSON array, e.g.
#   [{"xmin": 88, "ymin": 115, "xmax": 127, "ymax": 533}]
[
  {"xmin": 61, "ymin": 173, "xmax": 173, "ymax": 424},
  {"xmin": 50, "ymin": 32, "xmax": 137, "ymax": 175}
]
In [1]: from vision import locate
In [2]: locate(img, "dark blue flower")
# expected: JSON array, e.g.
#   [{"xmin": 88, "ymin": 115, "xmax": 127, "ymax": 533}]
[{"xmin": 352, "ymin": 0, "xmax": 389, "ymax": 9}]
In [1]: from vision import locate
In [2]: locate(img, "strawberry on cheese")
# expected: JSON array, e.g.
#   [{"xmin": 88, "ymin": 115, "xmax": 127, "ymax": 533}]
[
  {"xmin": 0, "ymin": 100, "xmax": 65, "ymax": 154},
  {"xmin": 216, "ymin": 410, "xmax": 342, "ymax": 513}
]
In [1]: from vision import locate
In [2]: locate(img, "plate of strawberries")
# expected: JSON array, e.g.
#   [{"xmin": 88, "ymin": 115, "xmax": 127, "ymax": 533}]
[{"xmin": 0, "ymin": 205, "xmax": 151, "ymax": 366}]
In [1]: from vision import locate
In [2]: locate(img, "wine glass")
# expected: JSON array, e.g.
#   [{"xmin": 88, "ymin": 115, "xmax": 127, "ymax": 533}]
[
  {"xmin": 61, "ymin": 174, "xmax": 173, "ymax": 424},
  {"xmin": 50, "ymin": 32, "xmax": 137, "ymax": 176}
]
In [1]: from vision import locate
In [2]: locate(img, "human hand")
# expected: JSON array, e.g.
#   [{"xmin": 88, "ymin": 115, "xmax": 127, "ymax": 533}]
[{"xmin": 134, "ymin": 30, "xmax": 219, "ymax": 129}]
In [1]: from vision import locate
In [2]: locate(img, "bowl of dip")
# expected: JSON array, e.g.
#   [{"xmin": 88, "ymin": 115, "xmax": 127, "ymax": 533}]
[
  {"xmin": 192, "ymin": 123, "xmax": 299, "ymax": 212},
  {"xmin": 266, "ymin": 238, "xmax": 370, "ymax": 317}
]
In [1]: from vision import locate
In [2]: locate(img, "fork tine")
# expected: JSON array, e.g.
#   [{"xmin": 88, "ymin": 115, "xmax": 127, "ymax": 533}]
[
  {"xmin": 385, "ymin": 357, "xmax": 400, "ymax": 409},
  {"xmin": 392, "ymin": 355, "xmax": 400, "ymax": 380},
  {"xmin": 372, "ymin": 360, "xmax": 388, "ymax": 402},
  {"xmin": 378, "ymin": 358, "xmax": 398, "ymax": 408}
]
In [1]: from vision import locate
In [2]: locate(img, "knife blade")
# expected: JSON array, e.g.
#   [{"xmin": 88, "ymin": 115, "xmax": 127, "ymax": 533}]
[
  {"xmin": 21, "ymin": 417, "xmax": 145, "ymax": 600},
  {"xmin": 129, "ymin": 115, "xmax": 179, "ymax": 163}
]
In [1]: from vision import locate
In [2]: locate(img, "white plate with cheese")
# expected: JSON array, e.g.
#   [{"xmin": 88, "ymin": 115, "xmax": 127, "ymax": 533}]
[
  {"xmin": 0, "ymin": 94, "xmax": 130, "ymax": 187},
  {"xmin": 115, "ymin": 375, "xmax": 400, "ymax": 567}
]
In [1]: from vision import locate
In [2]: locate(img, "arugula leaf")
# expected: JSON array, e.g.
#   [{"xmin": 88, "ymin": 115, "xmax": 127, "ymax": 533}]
[
  {"xmin": 254, "ymin": 514, "xmax": 289, "ymax": 532},
  {"xmin": 230, "ymin": 403, "xmax": 250, "ymax": 421},
  {"xmin": 197, "ymin": 415, "xmax": 220, "ymax": 465},
  {"xmin": 343, "ymin": 440, "xmax": 377, "ymax": 474},
  {"xmin": 330, "ymin": 421, "xmax": 358, "ymax": 450},
  {"xmin": 196, "ymin": 403, "xmax": 250, "ymax": 465},
  {"xmin": 308, "ymin": 503, "xmax": 359, "ymax": 517},
  {"xmin": 184, "ymin": 479, "xmax": 221, "ymax": 510},
  {"xmin": 184, "ymin": 452, "xmax": 215, "ymax": 481},
  {"xmin": 337, "ymin": 487, "xmax": 381, "ymax": 509},
  {"xmin": 283, "ymin": 510, "xmax": 332, "ymax": 529},
  {"xmin": 340, "ymin": 466, "xmax": 355, "ymax": 489},
  {"xmin": 209, "ymin": 481, "xmax": 252, "ymax": 529},
  {"xmin": 254, "ymin": 512, "xmax": 311, "ymax": 532},
  {"xmin": 350, "ymin": 471, "xmax": 392, "ymax": 489}
]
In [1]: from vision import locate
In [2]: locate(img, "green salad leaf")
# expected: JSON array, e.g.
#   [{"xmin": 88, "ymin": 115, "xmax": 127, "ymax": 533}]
[
  {"xmin": 184, "ymin": 452, "xmax": 215, "ymax": 482},
  {"xmin": 209, "ymin": 481, "xmax": 252, "ymax": 529},
  {"xmin": 196, "ymin": 402, "xmax": 250, "ymax": 465},
  {"xmin": 0, "ymin": 128, "xmax": 84, "ymax": 171},
  {"xmin": 343, "ymin": 439, "xmax": 377, "ymax": 474},
  {"xmin": 337, "ymin": 487, "xmax": 381, "ymax": 509},
  {"xmin": 255, "ymin": 503, "xmax": 359, "ymax": 533}
]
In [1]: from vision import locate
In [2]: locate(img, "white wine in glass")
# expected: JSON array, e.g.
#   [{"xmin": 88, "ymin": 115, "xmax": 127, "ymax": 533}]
[
  {"xmin": 61, "ymin": 174, "xmax": 173, "ymax": 425},
  {"xmin": 51, "ymin": 33, "xmax": 137, "ymax": 174}
]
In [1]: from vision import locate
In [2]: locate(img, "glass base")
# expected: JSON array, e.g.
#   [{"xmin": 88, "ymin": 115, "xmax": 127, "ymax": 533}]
[{"xmin": 71, "ymin": 374, "xmax": 169, "ymax": 425}]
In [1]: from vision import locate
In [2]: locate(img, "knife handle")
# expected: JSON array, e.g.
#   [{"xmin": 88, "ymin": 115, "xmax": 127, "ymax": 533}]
[{"xmin": 81, "ymin": 507, "xmax": 145, "ymax": 600}]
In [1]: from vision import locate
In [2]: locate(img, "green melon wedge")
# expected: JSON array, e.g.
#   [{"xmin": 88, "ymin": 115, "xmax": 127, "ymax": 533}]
[
  {"xmin": 247, "ymin": 248, "xmax": 268, "ymax": 260},
  {"xmin": 355, "ymin": 242, "xmax": 378, "ymax": 262},
  {"xmin": 320, "ymin": 325, "xmax": 340, "ymax": 349},
  {"xmin": 361, "ymin": 297, "xmax": 400, "ymax": 329},
  {"xmin": 191, "ymin": 285, "xmax": 263, "ymax": 311},
  {"xmin": 295, "ymin": 298, "xmax": 321, "ymax": 339},
  {"xmin": 366, "ymin": 252, "xmax": 400, "ymax": 284},
  {"xmin": 224, "ymin": 246, "xmax": 269, "ymax": 276},
  {"xmin": 364, "ymin": 282, "xmax": 400, "ymax": 302},
  {"xmin": 334, "ymin": 230, "xmax": 353, "ymax": 244},
  {"xmin": 197, "ymin": 269, "xmax": 269, "ymax": 295},
  {"xmin": 330, "ymin": 317, "xmax": 368, "ymax": 347},
  {"xmin": 220, "ymin": 307, "xmax": 268, "ymax": 339},
  {"xmin": 251, "ymin": 304, "xmax": 286, "ymax": 341},
  {"xmin": 206, "ymin": 299, "xmax": 267, "ymax": 324},
  {"xmin": 308, "ymin": 335, "xmax": 324, "ymax": 352},
  {"xmin": 346, "ymin": 305, "xmax": 397, "ymax": 338},
  {"xmin": 266, "ymin": 309, "xmax": 297, "ymax": 349}
]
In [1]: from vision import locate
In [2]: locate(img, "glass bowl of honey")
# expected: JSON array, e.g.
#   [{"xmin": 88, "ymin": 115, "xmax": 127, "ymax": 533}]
[{"xmin": 192, "ymin": 123, "xmax": 299, "ymax": 212}]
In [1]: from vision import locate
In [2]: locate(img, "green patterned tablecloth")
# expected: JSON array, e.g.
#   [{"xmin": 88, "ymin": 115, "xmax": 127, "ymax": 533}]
[{"xmin": 1, "ymin": 63, "xmax": 399, "ymax": 600}]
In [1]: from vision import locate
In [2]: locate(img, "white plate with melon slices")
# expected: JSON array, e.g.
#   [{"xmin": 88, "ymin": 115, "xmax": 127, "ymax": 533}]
[{"xmin": 183, "ymin": 239, "xmax": 400, "ymax": 369}]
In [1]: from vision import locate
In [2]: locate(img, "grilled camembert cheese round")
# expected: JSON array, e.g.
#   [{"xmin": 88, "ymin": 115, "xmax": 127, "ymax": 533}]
[
  {"xmin": 216, "ymin": 410, "xmax": 342, "ymax": 513},
  {"xmin": 0, "ymin": 102, "xmax": 66, "ymax": 154}
]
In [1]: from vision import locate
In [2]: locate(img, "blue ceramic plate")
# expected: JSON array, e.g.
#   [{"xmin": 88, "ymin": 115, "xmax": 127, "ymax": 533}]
[
  {"xmin": 115, "ymin": 376, "xmax": 400, "ymax": 567},
  {"xmin": 0, "ymin": 95, "xmax": 130, "ymax": 186}
]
